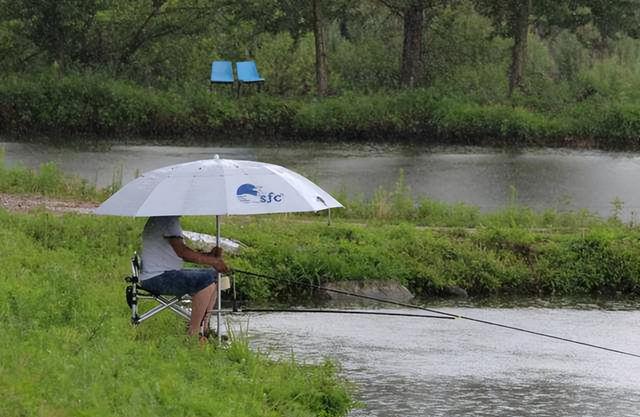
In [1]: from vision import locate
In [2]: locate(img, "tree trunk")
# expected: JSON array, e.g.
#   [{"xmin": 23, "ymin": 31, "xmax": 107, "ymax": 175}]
[
  {"xmin": 312, "ymin": 0, "xmax": 330, "ymax": 96},
  {"xmin": 508, "ymin": 0, "xmax": 531, "ymax": 96},
  {"xmin": 399, "ymin": 2, "xmax": 424, "ymax": 88}
]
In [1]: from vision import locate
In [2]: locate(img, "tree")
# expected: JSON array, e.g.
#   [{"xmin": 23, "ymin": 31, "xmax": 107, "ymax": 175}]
[
  {"xmin": 378, "ymin": 1, "xmax": 456, "ymax": 88},
  {"xmin": 475, "ymin": 0, "xmax": 640, "ymax": 96},
  {"xmin": 378, "ymin": 0, "xmax": 428, "ymax": 88},
  {"xmin": 312, "ymin": 0, "xmax": 330, "ymax": 95},
  {"xmin": 474, "ymin": 0, "xmax": 534, "ymax": 96},
  {"xmin": 508, "ymin": 0, "xmax": 530, "ymax": 95},
  {"xmin": 220, "ymin": 0, "xmax": 355, "ymax": 96},
  {"xmin": 5, "ymin": 0, "xmax": 102, "ymax": 74},
  {"xmin": 97, "ymin": 0, "xmax": 218, "ymax": 71},
  {"xmin": 583, "ymin": 0, "xmax": 640, "ymax": 40}
]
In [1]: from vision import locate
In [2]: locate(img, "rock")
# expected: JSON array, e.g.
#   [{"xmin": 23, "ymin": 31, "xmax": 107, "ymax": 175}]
[
  {"xmin": 320, "ymin": 280, "xmax": 414, "ymax": 305},
  {"xmin": 443, "ymin": 285, "xmax": 468, "ymax": 298}
]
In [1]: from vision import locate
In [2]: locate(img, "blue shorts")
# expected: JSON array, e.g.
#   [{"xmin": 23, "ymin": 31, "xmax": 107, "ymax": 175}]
[{"xmin": 141, "ymin": 269, "xmax": 218, "ymax": 296}]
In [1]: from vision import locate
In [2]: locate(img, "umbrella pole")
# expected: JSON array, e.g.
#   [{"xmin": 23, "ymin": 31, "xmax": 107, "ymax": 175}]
[{"xmin": 216, "ymin": 215, "xmax": 222, "ymax": 343}]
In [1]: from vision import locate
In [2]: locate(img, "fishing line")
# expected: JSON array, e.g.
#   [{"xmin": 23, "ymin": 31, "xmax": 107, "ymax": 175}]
[{"xmin": 232, "ymin": 269, "xmax": 640, "ymax": 359}]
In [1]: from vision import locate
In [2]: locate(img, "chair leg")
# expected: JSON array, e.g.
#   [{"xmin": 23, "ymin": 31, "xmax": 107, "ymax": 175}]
[{"xmin": 135, "ymin": 295, "xmax": 191, "ymax": 324}]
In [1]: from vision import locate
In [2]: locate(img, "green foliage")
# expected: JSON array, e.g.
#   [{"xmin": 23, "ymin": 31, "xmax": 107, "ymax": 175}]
[
  {"xmin": 427, "ymin": 2, "xmax": 509, "ymax": 87},
  {"xmin": 0, "ymin": 211, "xmax": 353, "ymax": 417},
  {"xmin": 6, "ymin": 71, "xmax": 640, "ymax": 144},
  {"xmin": 331, "ymin": 35, "xmax": 400, "ymax": 91},
  {"xmin": 538, "ymin": 228, "xmax": 640, "ymax": 295},
  {"xmin": 0, "ymin": 149, "xmax": 107, "ymax": 200},
  {"xmin": 550, "ymin": 30, "xmax": 592, "ymax": 81},
  {"xmin": 198, "ymin": 214, "xmax": 640, "ymax": 299},
  {"xmin": 0, "ymin": 1, "xmax": 639, "ymax": 143},
  {"xmin": 255, "ymin": 32, "xmax": 316, "ymax": 96}
]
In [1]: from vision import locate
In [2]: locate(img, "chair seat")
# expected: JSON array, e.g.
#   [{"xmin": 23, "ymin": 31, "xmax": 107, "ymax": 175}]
[
  {"xmin": 236, "ymin": 60, "xmax": 265, "ymax": 83},
  {"xmin": 211, "ymin": 61, "xmax": 234, "ymax": 84}
]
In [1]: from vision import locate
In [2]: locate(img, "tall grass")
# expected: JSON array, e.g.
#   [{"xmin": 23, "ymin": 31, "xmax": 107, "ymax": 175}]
[
  {"xmin": 206, "ymin": 216, "xmax": 640, "ymax": 300},
  {"xmin": 2, "ymin": 73, "xmax": 640, "ymax": 147},
  {"xmin": 331, "ymin": 172, "xmax": 605, "ymax": 229},
  {"xmin": 0, "ymin": 148, "xmax": 107, "ymax": 201},
  {"xmin": 0, "ymin": 211, "xmax": 353, "ymax": 417}
]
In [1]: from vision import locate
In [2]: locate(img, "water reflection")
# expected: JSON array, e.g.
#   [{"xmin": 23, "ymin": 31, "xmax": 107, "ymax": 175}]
[{"xmin": 3, "ymin": 140, "xmax": 640, "ymax": 217}]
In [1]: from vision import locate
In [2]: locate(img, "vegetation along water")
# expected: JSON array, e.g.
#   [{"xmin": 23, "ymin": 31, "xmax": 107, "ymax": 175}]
[
  {"xmin": 2, "ymin": 142, "xmax": 640, "ymax": 416},
  {"xmin": 1, "ymin": 2, "xmax": 640, "ymax": 147}
]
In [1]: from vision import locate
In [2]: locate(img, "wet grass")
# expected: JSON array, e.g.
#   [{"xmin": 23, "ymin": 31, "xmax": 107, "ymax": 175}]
[
  {"xmin": 0, "ymin": 148, "xmax": 109, "ymax": 201},
  {"xmin": 0, "ymin": 210, "xmax": 353, "ymax": 417}
]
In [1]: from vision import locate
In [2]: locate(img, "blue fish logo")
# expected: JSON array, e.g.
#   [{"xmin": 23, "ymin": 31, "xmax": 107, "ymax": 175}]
[{"xmin": 236, "ymin": 183, "xmax": 284, "ymax": 204}]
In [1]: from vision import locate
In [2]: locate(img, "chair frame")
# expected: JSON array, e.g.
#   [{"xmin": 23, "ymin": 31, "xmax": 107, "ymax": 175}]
[
  {"xmin": 125, "ymin": 253, "xmax": 192, "ymax": 325},
  {"xmin": 236, "ymin": 60, "xmax": 265, "ymax": 97}
]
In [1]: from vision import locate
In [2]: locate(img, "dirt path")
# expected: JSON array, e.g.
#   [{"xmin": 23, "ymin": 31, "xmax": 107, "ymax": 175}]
[{"xmin": 0, "ymin": 193, "xmax": 98, "ymax": 214}]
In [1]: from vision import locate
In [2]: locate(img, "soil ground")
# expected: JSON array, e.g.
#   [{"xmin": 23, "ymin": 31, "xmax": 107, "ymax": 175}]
[{"xmin": 0, "ymin": 192, "xmax": 97, "ymax": 214}]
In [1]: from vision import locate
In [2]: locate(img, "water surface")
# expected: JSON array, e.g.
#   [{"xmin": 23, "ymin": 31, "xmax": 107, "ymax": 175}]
[
  {"xmin": 3, "ymin": 141, "xmax": 640, "ymax": 217},
  {"xmin": 234, "ymin": 307, "xmax": 640, "ymax": 417}
]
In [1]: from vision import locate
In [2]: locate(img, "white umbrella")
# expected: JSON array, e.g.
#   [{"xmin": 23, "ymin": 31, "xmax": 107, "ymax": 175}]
[
  {"xmin": 95, "ymin": 156, "xmax": 341, "ymax": 216},
  {"xmin": 95, "ymin": 155, "xmax": 343, "ymax": 340}
]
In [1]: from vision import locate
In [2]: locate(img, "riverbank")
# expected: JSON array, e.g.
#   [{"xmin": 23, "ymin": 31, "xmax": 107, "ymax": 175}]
[
  {"xmin": 2, "ymin": 75, "xmax": 640, "ymax": 149},
  {"xmin": 2, "ymin": 157, "xmax": 639, "ymax": 301},
  {"xmin": 0, "ymin": 209, "xmax": 353, "ymax": 417}
]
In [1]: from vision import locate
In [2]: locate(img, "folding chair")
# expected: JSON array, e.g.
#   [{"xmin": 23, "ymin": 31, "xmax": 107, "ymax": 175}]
[
  {"xmin": 125, "ymin": 253, "xmax": 192, "ymax": 325},
  {"xmin": 210, "ymin": 60, "xmax": 235, "ymax": 92},
  {"xmin": 236, "ymin": 60, "xmax": 265, "ymax": 96}
]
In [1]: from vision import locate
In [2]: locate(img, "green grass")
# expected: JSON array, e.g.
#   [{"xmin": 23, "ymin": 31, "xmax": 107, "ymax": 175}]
[
  {"xmin": 0, "ymin": 148, "xmax": 109, "ymax": 201},
  {"xmin": 196, "ymin": 216, "xmax": 640, "ymax": 300},
  {"xmin": 2, "ymin": 74, "xmax": 640, "ymax": 147},
  {"xmin": 0, "ymin": 211, "xmax": 353, "ymax": 417},
  {"xmin": 2, "ymin": 155, "xmax": 638, "ymax": 301}
]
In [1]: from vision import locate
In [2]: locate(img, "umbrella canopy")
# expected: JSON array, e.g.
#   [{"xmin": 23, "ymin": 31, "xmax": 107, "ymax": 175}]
[{"xmin": 94, "ymin": 157, "xmax": 342, "ymax": 217}]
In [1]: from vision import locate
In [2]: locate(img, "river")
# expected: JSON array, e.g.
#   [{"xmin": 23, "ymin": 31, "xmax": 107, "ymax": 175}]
[
  {"xmin": 236, "ymin": 306, "xmax": 640, "ymax": 417},
  {"xmin": 3, "ymin": 140, "xmax": 640, "ymax": 218}
]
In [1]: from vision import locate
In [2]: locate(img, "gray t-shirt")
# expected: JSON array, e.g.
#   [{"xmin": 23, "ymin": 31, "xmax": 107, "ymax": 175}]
[{"xmin": 140, "ymin": 216, "xmax": 184, "ymax": 280}]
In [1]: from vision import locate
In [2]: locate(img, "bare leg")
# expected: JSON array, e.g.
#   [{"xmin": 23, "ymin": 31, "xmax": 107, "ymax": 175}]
[
  {"xmin": 201, "ymin": 282, "xmax": 218, "ymax": 334},
  {"xmin": 188, "ymin": 284, "xmax": 215, "ymax": 336}
]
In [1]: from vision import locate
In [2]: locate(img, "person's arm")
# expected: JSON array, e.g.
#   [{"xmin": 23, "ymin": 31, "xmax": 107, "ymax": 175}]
[{"xmin": 167, "ymin": 237, "xmax": 229, "ymax": 273}]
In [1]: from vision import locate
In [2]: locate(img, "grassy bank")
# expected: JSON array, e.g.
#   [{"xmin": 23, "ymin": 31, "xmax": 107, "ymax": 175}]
[
  {"xmin": 0, "ymin": 210, "xmax": 353, "ymax": 417},
  {"xmin": 202, "ymin": 217, "xmax": 640, "ymax": 300},
  {"xmin": 2, "ymin": 74, "xmax": 640, "ymax": 148},
  {"xmin": 5, "ymin": 158, "xmax": 640, "ymax": 301},
  {"xmin": 2, "ymin": 155, "xmax": 639, "ymax": 301}
]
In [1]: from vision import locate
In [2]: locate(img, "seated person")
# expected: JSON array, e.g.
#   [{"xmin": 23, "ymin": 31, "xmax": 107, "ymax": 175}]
[{"xmin": 139, "ymin": 216, "xmax": 229, "ymax": 339}]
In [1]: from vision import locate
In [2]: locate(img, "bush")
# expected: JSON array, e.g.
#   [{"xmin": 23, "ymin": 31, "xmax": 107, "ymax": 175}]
[{"xmin": 255, "ymin": 32, "xmax": 316, "ymax": 96}]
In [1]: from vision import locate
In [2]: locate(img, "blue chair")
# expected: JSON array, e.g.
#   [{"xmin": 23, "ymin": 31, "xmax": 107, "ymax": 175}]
[
  {"xmin": 236, "ymin": 60, "xmax": 264, "ymax": 95},
  {"xmin": 210, "ymin": 61, "xmax": 234, "ymax": 89}
]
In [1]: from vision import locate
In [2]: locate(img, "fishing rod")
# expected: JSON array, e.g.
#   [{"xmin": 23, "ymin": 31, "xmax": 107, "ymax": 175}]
[
  {"xmin": 236, "ymin": 308, "xmax": 454, "ymax": 319},
  {"xmin": 232, "ymin": 268, "xmax": 640, "ymax": 359}
]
